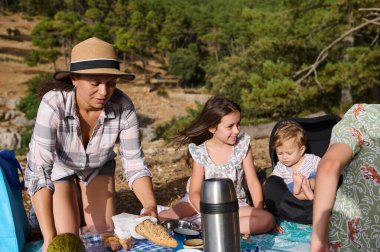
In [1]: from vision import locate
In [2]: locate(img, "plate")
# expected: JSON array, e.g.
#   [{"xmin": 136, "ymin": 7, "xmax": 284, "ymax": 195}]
[{"xmin": 173, "ymin": 227, "xmax": 200, "ymax": 236}]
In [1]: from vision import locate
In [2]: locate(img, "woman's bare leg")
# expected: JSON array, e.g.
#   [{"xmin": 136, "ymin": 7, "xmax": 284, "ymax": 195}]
[
  {"xmin": 239, "ymin": 206, "xmax": 275, "ymax": 235},
  {"xmin": 80, "ymin": 175, "xmax": 115, "ymax": 233},
  {"xmin": 159, "ymin": 202, "xmax": 197, "ymax": 221},
  {"xmin": 53, "ymin": 181, "xmax": 81, "ymax": 234}
]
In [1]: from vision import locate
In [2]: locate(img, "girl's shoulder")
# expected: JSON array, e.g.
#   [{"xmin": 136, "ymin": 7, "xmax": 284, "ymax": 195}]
[
  {"xmin": 234, "ymin": 133, "xmax": 251, "ymax": 160},
  {"xmin": 189, "ymin": 141, "xmax": 206, "ymax": 155},
  {"xmin": 188, "ymin": 142, "xmax": 209, "ymax": 167},
  {"xmin": 237, "ymin": 132, "xmax": 251, "ymax": 145},
  {"xmin": 235, "ymin": 133, "xmax": 251, "ymax": 150}
]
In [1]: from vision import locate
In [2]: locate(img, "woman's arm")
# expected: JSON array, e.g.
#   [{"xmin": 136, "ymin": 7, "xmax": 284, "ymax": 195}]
[
  {"xmin": 243, "ymin": 146, "xmax": 264, "ymax": 208},
  {"xmin": 188, "ymin": 160, "xmax": 205, "ymax": 212},
  {"xmin": 32, "ymin": 188, "xmax": 56, "ymax": 251},
  {"xmin": 310, "ymin": 143, "xmax": 352, "ymax": 252},
  {"xmin": 118, "ymin": 105, "xmax": 157, "ymax": 216},
  {"xmin": 25, "ymin": 93, "xmax": 60, "ymax": 251},
  {"xmin": 132, "ymin": 176, "xmax": 158, "ymax": 218}
]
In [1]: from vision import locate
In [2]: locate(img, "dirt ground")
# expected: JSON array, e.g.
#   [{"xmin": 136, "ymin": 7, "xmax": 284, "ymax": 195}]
[{"xmin": 0, "ymin": 13, "xmax": 271, "ymax": 241}]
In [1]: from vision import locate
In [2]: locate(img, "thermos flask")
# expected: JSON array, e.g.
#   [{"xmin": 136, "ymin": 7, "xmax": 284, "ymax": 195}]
[{"xmin": 200, "ymin": 178, "xmax": 241, "ymax": 252}]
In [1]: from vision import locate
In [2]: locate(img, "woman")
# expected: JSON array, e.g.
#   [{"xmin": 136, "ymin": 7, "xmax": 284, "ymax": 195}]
[
  {"xmin": 25, "ymin": 37, "xmax": 157, "ymax": 251},
  {"xmin": 310, "ymin": 104, "xmax": 380, "ymax": 251}
]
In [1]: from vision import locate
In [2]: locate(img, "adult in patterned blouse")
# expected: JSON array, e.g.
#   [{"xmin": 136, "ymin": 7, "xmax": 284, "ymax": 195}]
[
  {"xmin": 310, "ymin": 104, "xmax": 380, "ymax": 252},
  {"xmin": 25, "ymin": 37, "xmax": 157, "ymax": 252}
]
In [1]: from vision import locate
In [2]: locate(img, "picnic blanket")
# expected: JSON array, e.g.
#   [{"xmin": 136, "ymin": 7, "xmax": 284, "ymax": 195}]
[{"xmin": 22, "ymin": 220, "xmax": 311, "ymax": 252}]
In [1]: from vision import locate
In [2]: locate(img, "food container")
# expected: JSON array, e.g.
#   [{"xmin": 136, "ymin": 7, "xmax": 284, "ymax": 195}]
[
  {"xmin": 200, "ymin": 178, "xmax": 241, "ymax": 252},
  {"xmin": 161, "ymin": 219, "xmax": 201, "ymax": 237},
  {"xmin": 183, "ymin": 238, "xmax": 203, "ymax": 250},
  {"xmin": 162, "ymin": 219, "xmax": 200, "ymax": 231}
]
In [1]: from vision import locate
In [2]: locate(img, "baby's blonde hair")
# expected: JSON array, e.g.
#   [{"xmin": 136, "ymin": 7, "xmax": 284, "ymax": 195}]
[{"xmin": 272, "ymin": 120, "xmax": 306, "ymax": 149}]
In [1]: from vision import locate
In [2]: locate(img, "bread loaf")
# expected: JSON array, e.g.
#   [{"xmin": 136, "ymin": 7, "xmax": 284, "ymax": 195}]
[
  {"xmin": 102, "ymin": 233, "xmax": 134, "ymax": 251},
  {"xmin": 135, "ymin": 220, "xmax": 178, "ymax": 248}
]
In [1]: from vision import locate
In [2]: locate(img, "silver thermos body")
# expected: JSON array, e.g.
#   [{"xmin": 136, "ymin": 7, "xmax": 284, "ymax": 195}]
[{"xmin": 200, "ymin": 178, "xmax": 241, "ymax": 252}]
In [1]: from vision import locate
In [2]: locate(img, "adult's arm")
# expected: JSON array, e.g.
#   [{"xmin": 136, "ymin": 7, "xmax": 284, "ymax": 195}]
[
  {"xmin": 310, "ymin": 143, "xmax": 353, "ymax": 252},
  {"xmin": 243, "ymin": 146, "xmax": 264, "ymax": 208},
  {"xmin": 188, "ymin": 160, "xmax": 205, "ymax": 212},
  {"xmin": 32, "ymin": 188, "xmax": 56, "ymax": 250},
  {"xmin": 25, "ymin": 92, "xmax": 59, "ymax": 250},
  {"xmin": 132, "ymin": 176, "xmax": 158, "ymax": 218},
  {"xmin": 118, "ymin": 102, "xmax": 157, "ymax": 216}
]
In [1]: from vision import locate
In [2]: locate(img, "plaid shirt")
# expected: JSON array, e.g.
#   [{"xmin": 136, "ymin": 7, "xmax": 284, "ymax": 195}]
[{"xmin": 25, "ymin": 88, "xmax": 152, "ymax": 196}]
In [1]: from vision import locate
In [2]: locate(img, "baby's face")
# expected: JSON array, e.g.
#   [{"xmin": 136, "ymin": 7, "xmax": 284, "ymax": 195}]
[{"xmin": 276, "ymin": 138, "xmax": 305, "ymax": 167}]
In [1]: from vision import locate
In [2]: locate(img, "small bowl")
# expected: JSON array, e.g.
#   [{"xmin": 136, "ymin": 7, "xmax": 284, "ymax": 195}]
[
  {"xmin": 183, "ymin": 238, "xmax": 203, "ymax": 249},
  {"xmin": 161, "ymin": 219, "xmax": 201, "ymax": 237},
  {"xmin": 161, "ymin": 219, "xmax": 200, "ymax": 231}
]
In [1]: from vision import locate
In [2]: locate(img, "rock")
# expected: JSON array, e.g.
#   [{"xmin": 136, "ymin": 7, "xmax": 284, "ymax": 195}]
[
  {"xmin": 0, "ymin": 128, "xmax": 21, "ymax": 150},
  {"xmin": 242, "ymin": 122, "xmax": 276, "ymax": 139},
  {"xmin": 0, "ymin": 97, "xmax": 19, "ymax": 109}
]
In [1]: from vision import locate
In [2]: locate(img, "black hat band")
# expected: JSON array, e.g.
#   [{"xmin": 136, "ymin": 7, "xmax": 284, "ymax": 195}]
[{"xmin": 70, "ymin": 59, "xmax": 120, "ymax": 71}]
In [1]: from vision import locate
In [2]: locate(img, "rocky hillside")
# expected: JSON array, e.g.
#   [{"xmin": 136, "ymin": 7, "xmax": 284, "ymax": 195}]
[{"xmin": 0, "ymin": 13, "xmax": 212, "ymax": 149}]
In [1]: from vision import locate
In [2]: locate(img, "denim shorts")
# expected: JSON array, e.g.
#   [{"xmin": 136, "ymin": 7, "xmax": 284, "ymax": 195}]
[{"xmin": 55, "ymin": 159, "xmax": 116, "ymax": 183}]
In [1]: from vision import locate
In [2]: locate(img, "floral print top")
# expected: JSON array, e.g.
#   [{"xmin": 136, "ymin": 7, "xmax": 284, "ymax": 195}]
[
  {"xmin": 189, "ymin": 133, "xmax": 251, "ymax": 206},
  {"xmin": 328, "ymin": 104, "xmax": 380, "ymax": 252}
]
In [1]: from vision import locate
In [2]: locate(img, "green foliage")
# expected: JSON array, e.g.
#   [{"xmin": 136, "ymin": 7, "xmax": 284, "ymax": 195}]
[
  {"xmin": 16, "ymin": 74, "xmax": 50, "ymax": 154},
  {"xmin": 25, "ymin": 50, "xmax": 41, "ymax": 66},
  {"xmin": 169, "ymin": 48, "xmax": 204, "ymax": 87},
  {"xmin": 17, "ymin": 74, "xmax": 49, "ymax": 120},
  {"xmin": 16, "ymin": 125, "xmax": 33, "ymax": 155},
  {"xmin": 155, "ymin": 104, "xmax": 203, "ymax": 141},
  {"xmin": 6, "ymin": 0, "xmax": 380, "ymax": 128},
  {"xmin": 156, "ymin": 88, "xmax": 169, "ymax": 98}
]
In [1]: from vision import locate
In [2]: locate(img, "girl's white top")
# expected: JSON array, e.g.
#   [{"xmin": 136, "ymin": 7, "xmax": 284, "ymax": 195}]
[{"xmin": 189, "ymin": 133, "xmax": 251, "ymax": 206}]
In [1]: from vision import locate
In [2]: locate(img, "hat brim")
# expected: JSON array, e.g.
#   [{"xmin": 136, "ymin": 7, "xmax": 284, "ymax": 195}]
[{"xmin": 54, "ymin": 69, "xmax": 135, "ymax": 81}]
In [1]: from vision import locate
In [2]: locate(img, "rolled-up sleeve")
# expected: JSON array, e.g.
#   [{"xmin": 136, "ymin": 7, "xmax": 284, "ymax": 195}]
[
  {"xmin": 330, "ymin": 104, "xmax": 364, "ymax": 156},
  {"xmin": 119, "ymin": 106, "xmax": 152, "ymax": 189},
  {"xmin": 25, "ymin": 96, "xmax": 59, "ymax": 196}
]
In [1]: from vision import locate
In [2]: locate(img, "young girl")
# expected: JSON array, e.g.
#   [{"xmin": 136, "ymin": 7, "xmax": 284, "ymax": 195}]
[
  {"xmin": 271, "ymin": 120, "xmax": 320, "ymax": 200},
  {"xmin": 171, "ymin": 95, "xmax": 275, "ymax": 235}
]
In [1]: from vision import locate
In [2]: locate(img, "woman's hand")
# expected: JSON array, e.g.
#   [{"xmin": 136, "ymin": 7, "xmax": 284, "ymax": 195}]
[
  {"xmin": 309, "ymin": 238, "xmax": 329, "ymax": 252},
  {"xmin": 140, "ymin": 205, "xmax": 158, "ymax": 219},
  {"xmin": 42, "ymin": 237, "xmax": 54, "ymax": 252}
]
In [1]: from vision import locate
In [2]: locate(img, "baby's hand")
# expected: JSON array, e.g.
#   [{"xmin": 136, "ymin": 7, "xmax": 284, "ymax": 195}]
[
  {"xmin": 292, "ymin": 172, "xmax": 304, "ymax": 195},
  {"xmin": 274, "ymin": 224, "xmax": 284, "ymax": 234}
]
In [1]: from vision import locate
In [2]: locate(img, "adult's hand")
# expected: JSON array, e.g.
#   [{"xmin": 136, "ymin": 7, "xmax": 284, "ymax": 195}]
[
  {"xmin": 42, "ymin": 238, "xmax": 54, "ymax": 252},
  {"xmin": 132, "ymin": 176, "xmax": 158, "ymax": 218},
  {"xmin": 140, "ymin": 205, "xmax": 158, "ymax": 219}
]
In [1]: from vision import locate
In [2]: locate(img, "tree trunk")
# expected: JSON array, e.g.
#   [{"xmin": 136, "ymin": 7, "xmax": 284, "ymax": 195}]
[{"xmin": 341, "ymin": 1, "xmax": 354, "ymax": 108}]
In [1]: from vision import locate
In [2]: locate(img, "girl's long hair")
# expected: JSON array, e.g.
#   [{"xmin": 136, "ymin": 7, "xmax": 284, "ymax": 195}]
[{"xmin": 174, "ymin": 95, "xmax": 241, "ymax": 146}]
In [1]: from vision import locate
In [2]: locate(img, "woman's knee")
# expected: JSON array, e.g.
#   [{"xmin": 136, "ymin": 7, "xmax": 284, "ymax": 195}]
[
  {"xmin": 53, "ymin": 181, "xmax": 81, "ymax": 233},
  {"xmin": 81, "ymin": 175, "xmax": 115, "ymax": 232}
]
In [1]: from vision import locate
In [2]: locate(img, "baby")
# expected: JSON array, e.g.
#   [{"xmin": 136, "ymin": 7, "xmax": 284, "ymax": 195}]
[{"xmin": 271, "ymin": 120, "xmax": 320, "ymax": 200}]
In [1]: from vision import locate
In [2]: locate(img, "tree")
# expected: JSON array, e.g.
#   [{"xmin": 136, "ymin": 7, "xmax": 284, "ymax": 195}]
[{"xmin": 169, "ymin": 48, "xmax": 204, "ymax": 87}]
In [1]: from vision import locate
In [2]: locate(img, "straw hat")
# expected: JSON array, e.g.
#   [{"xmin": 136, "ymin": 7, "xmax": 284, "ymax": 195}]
[{"xmin": 54, "ymin": 37, "xmax": 135, "ymax": 81}]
